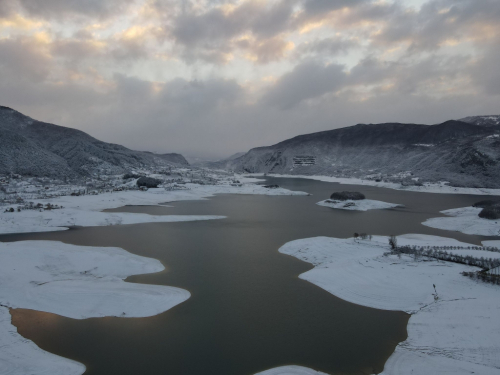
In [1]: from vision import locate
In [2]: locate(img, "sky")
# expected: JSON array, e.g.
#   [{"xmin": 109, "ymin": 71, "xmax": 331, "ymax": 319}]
[{"xmin": 0, "ymin": 0, "xmax": 499, "ymax": 159}]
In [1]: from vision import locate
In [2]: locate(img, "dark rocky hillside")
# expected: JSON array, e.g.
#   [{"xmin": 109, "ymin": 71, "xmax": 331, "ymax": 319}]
[
  {"xmin": 0, "ymin": 106, "xmax": 188, "ymax": 178},
  {"xmin": 216, "ymin": 118, "xmax": 500, "ymax": 188}
]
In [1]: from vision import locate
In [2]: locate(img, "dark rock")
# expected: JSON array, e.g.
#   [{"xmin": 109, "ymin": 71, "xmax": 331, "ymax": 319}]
[
  {"xmin": 137, "ymin": 177, "xmax": 161, "ymax": 188},
  {"xmin": 330, "ymin": 191, "xmax": 365, "ymax": 201}
]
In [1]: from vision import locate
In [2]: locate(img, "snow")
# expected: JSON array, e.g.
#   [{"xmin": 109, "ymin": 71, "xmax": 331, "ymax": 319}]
[
  {"xmin": 277, "ymin": 234, "xmax": 500, "ymax": 375},
  {"xmin": 317, "ymin": 199, "xmax": 402, "ymax": 211},
  {"xmin": 259, "ymin": 174, "xmax": 500, "ymax": 196},
  {"xmin": 0, "ymin": 306, "xmax": 85, "ymax": 375},
  {"xmin": 0, "ymin": 182, "xmax": 307, "ymax": 235},
  {"xmin": 422, "ymin": 206, "xmax": 500, "ymax": 236},
  {"xmin": 255, "ymin": 366, "xmax": 328, "ymax": 375},
  {"xmin": 483, "ymin": 240, "xmax": 500, "ymax": 248},
  {"xmin": 0, "ymin": 179, "xmax": 308, "ymax": 375},
  {"xmin": 0, "ymin": 240, "xmax": 190, "ymax": 375}
]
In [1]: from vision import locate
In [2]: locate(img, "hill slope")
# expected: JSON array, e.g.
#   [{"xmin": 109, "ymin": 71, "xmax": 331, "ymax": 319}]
[
  {"xmin": 0, "ymin": 106, "xmax": 188, "ymax": 178},
  {"xmin": 219, "ymin": 119, "xmax": 500, "ymax": 188}
]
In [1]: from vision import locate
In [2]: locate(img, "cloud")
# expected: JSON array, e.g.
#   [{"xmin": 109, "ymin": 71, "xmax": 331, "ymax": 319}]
[
  {"xmin": 294, "ymin": 36, "xmax": 358, "ymax": 59},
  {"xmin": 15, "ymin": 0, "xmax": 136, "ymax": 20},
  {"xmin": 1, "ymin": 0, "xmax": 500, "ymax": 159},
  {"xmin": 263, "ymin": 61, "xmax": 347, "ymax": 109},
  {"xmin": 0, "ymin": 37, "xmax": 52, "ymax": 82}
]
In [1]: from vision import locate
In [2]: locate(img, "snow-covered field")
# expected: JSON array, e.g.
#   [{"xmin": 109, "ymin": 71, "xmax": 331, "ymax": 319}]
[
  {"xmin": 317, "ymin": 199, "xmax": 402, "ymax": 211},
  {"xmin": 423, "ymin": 206, "xmax": 500, "ymax": 236},
  {"xmin": 261, "ymin": 174, "xmax": 500, "ymax": 196},
  {"xmin": 0, "ymin": 182, "xmax": 307, "ymax": 235},
  {"xmin": 0, "ymin": 241, "xmax": 190, "ymax": 375},
  {"xmin": 274, "ymin": 234, "xmax": 500, "ymax": 375}
]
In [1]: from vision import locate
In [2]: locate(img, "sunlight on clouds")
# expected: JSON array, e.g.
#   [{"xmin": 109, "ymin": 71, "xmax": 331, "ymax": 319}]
[
  {"xmin": 0, "ymin": 14, "xmax": 44, "ymax": 30},
  {"xmin": 1, "ymin": 0, "xmax": 499, "ymax": 157},
  {"xmin": 299, "ymin": 21, "xmax": 324, "ymax": 34}
]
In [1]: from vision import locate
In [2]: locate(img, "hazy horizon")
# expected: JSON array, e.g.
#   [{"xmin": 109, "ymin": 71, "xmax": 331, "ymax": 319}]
[{"xmin": 1, "ymin": 0, "xmax": 499, "ymax": 159}]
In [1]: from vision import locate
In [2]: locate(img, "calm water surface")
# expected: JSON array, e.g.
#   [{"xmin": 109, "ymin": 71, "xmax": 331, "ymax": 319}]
[{"xmin": 3, "ymin": 177, "xmax": 496, "ymax": 375}]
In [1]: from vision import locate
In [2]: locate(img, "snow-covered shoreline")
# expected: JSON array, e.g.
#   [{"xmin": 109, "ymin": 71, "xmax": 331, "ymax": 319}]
[
  {"xmin": 0, "ymin": 181, "xmax": 307, "ymax": 235},
  {"xmin": 0, "ymin": 178, "xmax": 308, "ymax": 375},
  {"xmin": 274, "ymin": 234, "xmax": 500, "ymax": 375},
  {"xmin": 423, "ymin": 206, "xmax": 500, "ymax": 236},
  {"xmin": 0, "ymin": 241, "xmax": 191, "ymax": 375},
  {"xmin": 257, "ymin": 173, "xmax": 500, "ymax": 196},
  {"xmin": 317, "ymin": 198, "xmax": 402, "ymax": 211}
]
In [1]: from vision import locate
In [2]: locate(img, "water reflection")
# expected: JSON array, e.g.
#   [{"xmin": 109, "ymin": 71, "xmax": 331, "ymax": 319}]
[{"xmin": 4, "ymin": 177, "xmax": 496, "ymax": 375}]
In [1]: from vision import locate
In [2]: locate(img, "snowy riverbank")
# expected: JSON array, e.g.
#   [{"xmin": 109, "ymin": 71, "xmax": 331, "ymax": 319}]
[
  {"xmin": 423, "ymin": 206, "xmax": 500, "ymax": 236},
  {"xmin": 317, "ymin": 199, "xmax": 402, "ymax": 211},
  {"xmin": 0, "ymin": 241, "xmax": 190, "ymax": 375},
  {"xmin": 259, "ymin": 174, "xmax": 500, "ymax": 196},
  {"xmin": 0, "ymin": 178, "xmax": 308, "ymax": 375},
  {"xmin": 273, "ymin": 234, "xmax": 500, "ymax": 375},
  {"xmin": 0, "ymin": 181, "xmax": 307, "ymax": 235}
]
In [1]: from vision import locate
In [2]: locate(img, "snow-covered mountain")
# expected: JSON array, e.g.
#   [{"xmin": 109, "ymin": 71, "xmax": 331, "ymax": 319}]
[
  {"xmin": 0, "ymin": 106, "xmax": 188, "ymax": 178},
  {"xmin": 217, "ymin": 119, "xmax": 500, "ymax": 188},
  {"xmin": 459, "ymin": 115, "xmax": 500, "ymax": 127}
]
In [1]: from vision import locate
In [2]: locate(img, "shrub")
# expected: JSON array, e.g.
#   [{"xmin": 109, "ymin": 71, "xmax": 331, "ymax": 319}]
[
  {"xmin": 137, "ymin": 177, "xmax": 162, "ymax": 188},
  {"xmin": 479, "ymin": 205, "xmax": 500, "ymax": 220},
  {"xmin": 473, "ymin": 200, "xmax": 499, "ymax": 208},
  {"xmin": 389, "ymin": 235, "xmax": 397, "ymax": 250},
  {"xmin": 330, "ymin": 191, "xmax": 365, "ymax": 201}
]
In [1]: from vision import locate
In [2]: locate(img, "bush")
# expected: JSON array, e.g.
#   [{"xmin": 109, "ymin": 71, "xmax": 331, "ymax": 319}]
[
  {"xmin": 330, "ymin": 191, "xmax": 365, "ymax": 201},
  {"xmin": 473, "ymin": 200, "xmax": 499, "ymax": 208},
  {"xmin": 479, "ymin": 205, "xmax": 500, "ymax": 220},
  {"xmin": 137, "ymin": 177, "xmax": 162, "ymax": 188}
]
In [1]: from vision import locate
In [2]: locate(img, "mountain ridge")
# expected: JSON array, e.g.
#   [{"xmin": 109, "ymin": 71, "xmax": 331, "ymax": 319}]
[
  {"xmin": 0, "ymin": 106, "xmax": 188, "ymax": 178},
  {"xmin": 215, "ymin": 117, "xmax": 500, "ymax": 188}
]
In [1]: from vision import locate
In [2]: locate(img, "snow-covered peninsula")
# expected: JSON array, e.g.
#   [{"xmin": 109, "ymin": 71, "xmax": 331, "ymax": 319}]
[
  {"xmin": 0, "ymin": 178, "xmax": 307, "ymax": 235},
  {"xmin": 0, "ymin": 241, "xmax": 190, "ymax": 375},
  {"xmin": 423, "ymin": 206, "xmax": 500, "ymax": 236},
  {"xmin": 275, "ymin": 234, "xmax": 500, "ymax": 375}
]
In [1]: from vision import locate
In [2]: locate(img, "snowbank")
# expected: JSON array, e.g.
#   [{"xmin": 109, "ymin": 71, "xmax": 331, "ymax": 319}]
[
  {"xmin": 0, "ymin": 182, "xmax": 307, "ymax": 235},
  {"xmin": 277, "ymin": 234, "xmax": 500, "ymax": 375},
  {"xmin": 422, "ymin": 206, "xmax": 500, "ymax": 236},
  {"xmin": 0, "ymin": 240, "xmax": 190, "ymax": 375},
  {"xmin": 259, "ymin": 174, "xmax": 500, "ymax": 196},
  {"xmin": 317, "ymin": 199, "xmax": 402, "ymax": 211}
]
